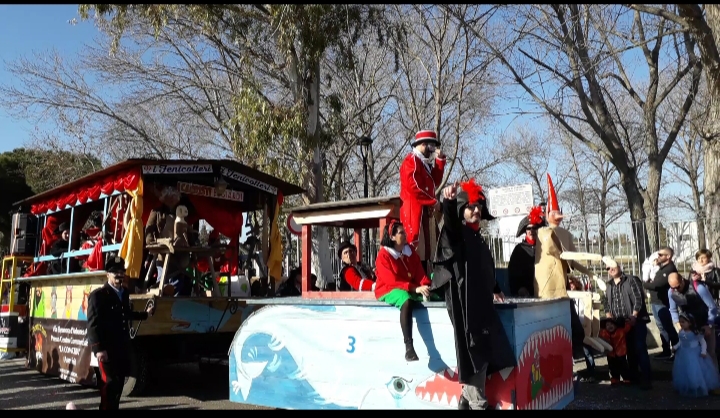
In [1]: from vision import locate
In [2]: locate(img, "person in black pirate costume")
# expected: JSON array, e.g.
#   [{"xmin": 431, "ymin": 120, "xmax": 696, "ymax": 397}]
[
  {"xmin": 431, "ymin": 179, "xmax": 516, "ymax": 410},
  {"xmin": 87, "ymin": 256, "xmax": 154, "ymax": 410},
  {"xmin": 507, "ymin": 205, "xmax": 546, "ymax": 297}
]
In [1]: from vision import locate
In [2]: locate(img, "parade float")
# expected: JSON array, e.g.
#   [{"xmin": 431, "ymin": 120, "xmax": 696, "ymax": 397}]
[
  {"xmin": 1, "ymin": 159, "xmax": 303, "ymax": 395},
  {"xmin": 227, "ymin": 196, "xmax": 577, "ymax": 410}
]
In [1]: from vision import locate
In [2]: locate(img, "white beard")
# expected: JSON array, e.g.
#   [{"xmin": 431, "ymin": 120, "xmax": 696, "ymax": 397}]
[{"xmin": 412, "ymin": 149, "xmax": 434, "ymax": 167}]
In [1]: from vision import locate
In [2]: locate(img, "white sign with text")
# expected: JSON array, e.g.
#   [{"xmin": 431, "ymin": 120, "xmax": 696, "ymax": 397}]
[
  {"xmin": 142, "ymin": 164, "xmax": 213, "ymax": 175},
  {"xmin": 177, "ymin": 181, "xmax": 244, "ymax": 202},
  {"xmin": 487, "ymin": 183, "xmax": 534, "ymax": 218},
  {"xmin": 221, "ymin": 167, "xmax": 278, "ymax": 195}
]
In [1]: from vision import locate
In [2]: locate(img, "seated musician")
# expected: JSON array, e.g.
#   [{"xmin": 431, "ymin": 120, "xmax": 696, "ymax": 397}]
[
  {"xmin": 77, "ymin": 211, "xmax": 104, "ymax": 271},
  {"xmin": 48, "ymin": 222, "xmax": 72, "ymax": 275},
  {"xmin": 145, "ymin": 184, "xmax": 182, "ymax": 245},
  {"xmin": 277, "ymin": 267, "xmax": 324, "ymax": 296},
  {"xmin": 278, "ymin": 267, "xmax": 302, "ymax": 297},
  {"xmin": 337, "ymin": 241, "xmax": 376, "ymax": 291}
]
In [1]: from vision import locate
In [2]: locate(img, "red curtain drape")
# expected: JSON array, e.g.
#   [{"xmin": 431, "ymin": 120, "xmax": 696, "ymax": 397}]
[
  {"xmin": 23, "ymin": 214, "xmax": 61, "ymax": 277},
  {"xmin": 186, "ymin": 195, "xmax": 244, "ymax": 276},
  {"xmin": 30, "ymin": 169, "xmax": 141, "ymax": 215}
]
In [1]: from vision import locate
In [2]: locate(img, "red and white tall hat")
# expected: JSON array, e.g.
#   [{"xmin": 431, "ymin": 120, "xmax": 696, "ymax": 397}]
[
  {"xmin": 546, "ymin": 173, "xmax": 562, "ymax": 215},
  {"xmin": 410, "ymin": 130, "xmax": 441, "ymax": 147}
]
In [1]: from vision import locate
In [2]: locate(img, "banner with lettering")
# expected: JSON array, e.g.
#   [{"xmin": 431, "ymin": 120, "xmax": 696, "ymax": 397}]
[{"xmin": 27, "ymin": 319, "xmax": 95, "ymax": 385}]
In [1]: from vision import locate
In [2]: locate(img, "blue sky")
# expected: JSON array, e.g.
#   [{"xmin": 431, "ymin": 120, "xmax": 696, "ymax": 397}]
[
  {"xmin": 0, "ymin": 4, "xmax": 98, "ymax": 153},
  {"xmin": 0, "ymin": 4, "xmax": 695, "ymax": 225}
]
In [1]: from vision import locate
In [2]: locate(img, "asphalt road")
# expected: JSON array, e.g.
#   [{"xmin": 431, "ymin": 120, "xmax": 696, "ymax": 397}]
[
  {"xmin": 2, "ymin": 348, "xmax": 720, "ymax": 410},
  {"xmin": 0, "ymin": 357, "xmax": 270, "ymax": 410},
  {"xmin": 568, "ymin": 347, "xmax": 720, "ymax": 409}
]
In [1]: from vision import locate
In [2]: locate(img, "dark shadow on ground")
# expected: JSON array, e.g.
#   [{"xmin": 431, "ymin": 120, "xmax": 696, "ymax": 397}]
[
  {"xmin": 121, "ymin": 404, "xmax": 200, "ymax": 410},
  {"xmin": 131, "ymin": 363, "xmax": 229, "ymax": 402}
]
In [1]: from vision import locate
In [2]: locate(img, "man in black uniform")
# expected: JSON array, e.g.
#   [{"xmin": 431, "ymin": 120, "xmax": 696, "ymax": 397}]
[{"xmin": 87, "ymin": 256, "xmax": 154, "ymax": 410}]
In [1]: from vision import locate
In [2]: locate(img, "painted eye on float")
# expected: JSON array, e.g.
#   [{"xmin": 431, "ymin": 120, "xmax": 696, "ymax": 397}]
[{"xmin": 386, "ymin": 376, "xmax": 412, "ymax": 399}]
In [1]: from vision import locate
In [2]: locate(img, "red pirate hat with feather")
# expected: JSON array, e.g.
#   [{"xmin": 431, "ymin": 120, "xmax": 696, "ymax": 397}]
[
  {"xmin": 457, "ymin": 178, "xmax": 495, "ymax": 221},
  {"xmin": 515, "ymin": 205, "xmax": 546, "ymax": 237}
]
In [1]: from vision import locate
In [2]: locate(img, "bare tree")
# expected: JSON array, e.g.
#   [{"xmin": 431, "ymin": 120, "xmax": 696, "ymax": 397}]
[
  {"xmin": 666, "ymin": 78, "xmax": 706, "ymax": 247},
  {"xmin": 553, "ymin": 125, "xmax": 625, "ymax": 255},
  {"xmin": 447, "ymin": 4, "xmax": 703, "ymax": 265},
  {"xmin": 387, "ymin": 5, "xmax": 502, "ymax": 190},
  {"xmin": 558, "ymin": 133, "xmax": 593, "ymax": 252},
  {"xmin": 498, "ymin": 125, "xmax": 568, "ymax": 203},
  {"xmin": 627, "ymin": 4, "xmax": 720, "ymax": 255}
]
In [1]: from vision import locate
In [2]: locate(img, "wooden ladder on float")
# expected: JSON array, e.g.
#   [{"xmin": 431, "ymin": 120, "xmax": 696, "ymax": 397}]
[{"xmin": 0, "ymin": 256, "xmax": 34, "ymax": 353}]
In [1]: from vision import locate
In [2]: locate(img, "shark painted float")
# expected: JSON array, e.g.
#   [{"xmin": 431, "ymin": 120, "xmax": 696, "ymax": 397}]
[{"xmin": 228, "ymin": 298, "xmax": 574, "ymax": 410}]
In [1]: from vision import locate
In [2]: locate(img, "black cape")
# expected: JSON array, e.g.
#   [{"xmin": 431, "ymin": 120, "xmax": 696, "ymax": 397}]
[
  {"xmin": 507, "ymin": 240, "xmax": 536, "ymax": 297},
  {"xmin": 430, "ymin": 197, "xmax": 516, "ymax": 383}
]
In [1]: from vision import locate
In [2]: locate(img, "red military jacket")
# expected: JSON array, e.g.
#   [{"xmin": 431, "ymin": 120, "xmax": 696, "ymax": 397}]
[{"xmin": 399, "ymin": 152, "xmax": 446, "ymax": 249}]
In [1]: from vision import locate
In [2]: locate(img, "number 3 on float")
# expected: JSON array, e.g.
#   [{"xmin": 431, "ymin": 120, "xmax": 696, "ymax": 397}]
[{"xmin": 346, "ymin": 336, "xmax": 356, "ymax": 353}]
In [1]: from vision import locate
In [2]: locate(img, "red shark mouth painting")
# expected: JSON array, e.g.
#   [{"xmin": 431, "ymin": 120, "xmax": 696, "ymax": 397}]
[
  {"xmin": 515, "ymin": 325, "xmax": 574, "ymax": 410},
  {"xmin": 414, "ymin": 367, "xmax": 461, "ymax": 408},
  {"xmin": 413, "ymin": 325, "xmax": 572, "ymax": 410}
]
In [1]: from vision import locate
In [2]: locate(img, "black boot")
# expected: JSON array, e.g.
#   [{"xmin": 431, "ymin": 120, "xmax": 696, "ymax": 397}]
[
  {"xmin": 458, "ymin": 395, "xmax": 470, "ymax": 410},
  {"xmin": 404, "ymin": 338, "xmax": 419, "ymax": 361}
]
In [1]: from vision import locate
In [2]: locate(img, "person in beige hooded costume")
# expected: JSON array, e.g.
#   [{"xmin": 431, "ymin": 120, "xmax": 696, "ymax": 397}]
[
  {"xmin": 534, "ymin": 173, "xmax": 602, "ymax": 381},
  {"xmin": 534, "ymin": 173, "xmax": 594, "ymax": 299}
]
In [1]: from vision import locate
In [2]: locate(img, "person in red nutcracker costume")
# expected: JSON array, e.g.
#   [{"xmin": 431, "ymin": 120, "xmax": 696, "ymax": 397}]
[{"xmin": 399, "ymin": 129, "xmax": 446, "ymax": 273}]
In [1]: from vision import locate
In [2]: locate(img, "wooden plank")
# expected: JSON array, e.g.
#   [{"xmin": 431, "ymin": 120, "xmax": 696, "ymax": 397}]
[
  {"xmin": 35, "ymin": 243, "xmax": 123, "ymax": 262},
  {"xmin": 132, "ymin": 297, "xmax": 255, "ymax": 336},
  {"xmin": 303, "ymin": 291, "xmax": 375, "ymax": 300},
  {"xmin": 16, "ymin": 271, "xmax": 107, "ymax": 284},
  {"xmin": 353, "ymin": 230, "xmax": 362, "ymax": 263},
  {"xmin": 261, "ymin": 199, "xmax": 269, "ymax": 268},
  {"xmin": 293, "ymin": 206, "xmax": 394, "ymax": 226},
  {"xmin": 301, "ymin": 225, "xmax": 312, "ymax": 294}
]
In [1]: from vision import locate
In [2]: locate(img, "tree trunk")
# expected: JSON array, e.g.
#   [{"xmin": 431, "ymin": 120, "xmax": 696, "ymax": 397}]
[
  {"xmin": 705, "ymin": 138, "xmax": 720, "ymax": 256},
  {"xmin": 619, "ymin": 175, "xmax": 651, "ymax": 266},
  {"xmin": 691, "ymin": 176, "xmax": 707, "ymax": 249},
  {"xmin": 643, "ymin": 160, "xmax": 663, "ymax": 255},
  {"xmin": 297, "ymin": 59, "xmax": 333, "ymax": 288},
  {"xmin": 702, "ymin": 5, "xmax": 720, "ymax": 258},
  {"xmin": 599, "ymin": 223, "xmax": 607, "ymax": 256}
]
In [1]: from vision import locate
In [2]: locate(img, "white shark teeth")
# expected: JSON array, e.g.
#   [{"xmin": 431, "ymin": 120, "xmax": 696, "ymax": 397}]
[
  {"xmin": 431, "ymin": 393, "xmax": 440, "ymax": 403},
  {"xmin": 498, "ymin": 367, "xmax": 513, "ymax": 381},
  {"xmin": 417, "ymin": 381, "xmax": 426, "ymax": 388},
  {"xmin": 526, "ymin": 378, "xmax": 574, "ymax": 409},
  {"xmin": 440, "ymin": 393, "xmax": 449, "ymax": 405},
  {"xmin": 423, "ymin": 392, "xmax": 431, "ymax": 402},
  {"xmin": 450, "ymin": 395, "xmax": 459, "ymax": 407}
]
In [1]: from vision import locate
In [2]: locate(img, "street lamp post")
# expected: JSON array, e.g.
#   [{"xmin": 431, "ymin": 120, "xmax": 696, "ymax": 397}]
[{"xmin": 359, "ymin": 135, "xmax": 374, "ymax": 263}]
